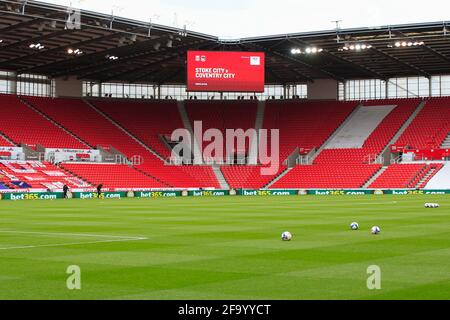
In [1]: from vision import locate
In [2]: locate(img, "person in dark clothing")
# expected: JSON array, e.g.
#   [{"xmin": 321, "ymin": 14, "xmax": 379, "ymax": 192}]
[
  {"xmin": 96, "ymin": 184, "xmax": 103, "ymax": 197},
  {"xmin": 63, "ymin": 185, "xmax": 69, "ymax": 199}
]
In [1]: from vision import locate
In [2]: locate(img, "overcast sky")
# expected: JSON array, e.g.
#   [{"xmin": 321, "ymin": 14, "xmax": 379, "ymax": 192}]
[{"xmin": 42, "ymin": 0, "xmax": 450, "ymax": 38}]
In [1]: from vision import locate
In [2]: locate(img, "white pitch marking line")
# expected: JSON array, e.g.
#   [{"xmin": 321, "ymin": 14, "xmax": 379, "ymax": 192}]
[
  {"xmin": 0, "ymin": 230, "xmax": 147, "ymax": 240},
  {"xmin": 0, "ymin": 230, "xmax": 148, "ymax": 251}
]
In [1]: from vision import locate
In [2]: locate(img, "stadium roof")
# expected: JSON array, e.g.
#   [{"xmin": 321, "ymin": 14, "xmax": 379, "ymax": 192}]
[{"xmin": 1, "ymin": 0, "xmax": 450, "ymax": 85}]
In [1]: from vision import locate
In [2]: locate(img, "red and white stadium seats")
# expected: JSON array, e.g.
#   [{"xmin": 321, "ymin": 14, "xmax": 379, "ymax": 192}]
[{"xmin": 0, "ymin": 161, "xmax": 91, "ymax": 190}]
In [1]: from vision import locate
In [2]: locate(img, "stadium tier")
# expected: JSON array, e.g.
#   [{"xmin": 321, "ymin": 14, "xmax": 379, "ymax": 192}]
[
  {"xmin": 0, "ymin": 95, "xmax": 88, "ymax": 149},
  {"xmin": 0, "ymin": 161, "xmax": 91, "ymax": 190},
  {"xmin": 395, "ymin": 97, "xmax": 450, "ymax": 149},
  {"xmin": 0, "ymin": 95, "xmax": 447, "ymax": 190}
]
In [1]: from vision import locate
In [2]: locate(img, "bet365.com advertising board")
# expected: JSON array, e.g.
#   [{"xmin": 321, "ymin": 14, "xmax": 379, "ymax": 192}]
[{"xmin": 187, "ymin": 51, "xmax": 265, "ymax": 92}]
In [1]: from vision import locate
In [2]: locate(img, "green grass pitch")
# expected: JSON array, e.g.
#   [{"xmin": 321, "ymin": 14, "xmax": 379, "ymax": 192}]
[{"xmin": 0, "ymin": 195, "xmax": 449, "ymax": 300}]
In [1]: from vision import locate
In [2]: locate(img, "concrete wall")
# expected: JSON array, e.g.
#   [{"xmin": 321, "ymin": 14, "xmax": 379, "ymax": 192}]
[
  {"xmin": 54, "ymin": 76, "xmax": 83, "ymax": 98},
  {"xmin": 307, "ymin": 79, "xmax": 338, "ymax": 100}
]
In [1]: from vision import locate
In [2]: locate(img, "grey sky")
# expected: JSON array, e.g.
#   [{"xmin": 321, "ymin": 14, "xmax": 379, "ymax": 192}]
[{"xmin": 43, "ymin": 0, "xmax": 450, "ymax": 38}]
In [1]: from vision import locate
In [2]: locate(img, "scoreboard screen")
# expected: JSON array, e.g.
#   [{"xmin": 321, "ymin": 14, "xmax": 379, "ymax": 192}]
[{"xmin": 187, "ymin": 51, "xmax": 265, "ymax": 92}]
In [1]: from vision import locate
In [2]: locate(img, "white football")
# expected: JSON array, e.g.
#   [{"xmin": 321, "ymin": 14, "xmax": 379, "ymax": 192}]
[
  {"xmin": 281, "ymin": 231, "xmax": 293, "ymax": 241},
  {"xmin": 350, "ymin": 222, "xmax": 359, "ymax": 230},
  {"xmin": 371, "ymin": 226, "xmax": 381, "ymax": 235}
]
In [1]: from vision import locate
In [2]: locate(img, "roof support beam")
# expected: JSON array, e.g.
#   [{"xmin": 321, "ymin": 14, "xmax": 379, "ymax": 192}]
[
  {"xmin": 240, "ymin": 42, "xmax": 316, "ymax": 82},
  {"xmin": 20, "ymin": 29, "xmax": 156, "ymax": 75},
  {"xmin": 288, "ymin": 38, "xmax": 388, "ymax": 80},
  {"xmin": 17, "ymin": 29, "xmax": 142, "ymax": 74},
  {"xmin": 0, "ymin": 13, "xmax": 62, "ymax": 34},
  {"xmin": 393, "ymin": 30, "xmax": 450, "ymax": 64},
  {"xmin": 89, "ymin": 40, "xmax": 214, "ymax": 82},
  {"xmin": 369, "ymin": 47, "xmax": 431, "ymax": 78}
]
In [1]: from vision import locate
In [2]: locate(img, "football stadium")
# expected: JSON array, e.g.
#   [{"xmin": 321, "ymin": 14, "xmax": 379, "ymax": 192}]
[{"xmin": 0, "ymin": 0, "xmax": 449, "ymax": 303}]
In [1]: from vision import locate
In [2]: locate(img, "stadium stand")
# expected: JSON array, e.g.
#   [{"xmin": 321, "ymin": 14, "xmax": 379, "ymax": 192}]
[
  {"xmin": 0, "ymin": 94, "xmax": 444, "ymax": 190},
  {"xmin": 395, "ymin": 97, "xmax": 450, "ymax": 149},
  {"xmin": 60, "ymin": 163, "xmax": 167, "ymax": 190},
  {"xmin": 0, "ymin": 95, "xmax": 88, "ymax": 149},
  {"xmin": 24, "ymin": 96, "xmax": 220, "ymax": 189},
  {"xmin": 0, "ymin": 161, "xmax": 91, "ymax": 190},
  {"xmin": 91, "ymin": 100, "xmax": 182, "ymax": 159},
  {"xmin": 272, "ymin": 99, "xmax": 420, "ymax": 189},
  {"xmin": 271, "ymin": 164, "xmax": 381, "ymax": 189}
]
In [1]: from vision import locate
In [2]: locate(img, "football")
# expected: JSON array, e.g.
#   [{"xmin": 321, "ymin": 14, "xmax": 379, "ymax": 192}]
[
  {"xmin": 350, "ymin": 222, "xmax": 359, "ymax": 230},
  {"xmin": 281, "ymin": 231, "xmax": 293, "ymax": 241},
  {"xmin": 371, "ymin": 226, "xmax": 381, "ymax": 235}
]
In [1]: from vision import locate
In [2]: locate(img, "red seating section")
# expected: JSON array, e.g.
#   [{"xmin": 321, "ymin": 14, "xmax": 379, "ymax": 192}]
[
  {"xmin": 395, "ymin": 98, "xmax": 450, "ymax": 149},
  {"xmin": 315, "ymin": 99, "xmax": 420, "ymax": 164},
  {"xmin": 0, "ymin": 95, "xmax": 87, "ymax": 149},
  {"xmin": 186, "ymin": 101, "xmax": 258, "ymax": 160},
  {"xmin": 0, "ymin": 135, "xmax": 13, "ymax": 147},
  {"xmin": 221, "ymin": 165, "xmax": 285, "ymax": 189},
  {"xmin": 25, "ymin": 97, "xmax": 220, "ymax": 189},
  {"xmin": 369, "ymin": 164, "xmax": 426, "ymax": 189},
  {"xmin": 369, "ymin": 163, "xmax": 445, "ymax": 189},
  {"xmin": 263, "ymin": 101, "xmax": 357, "ymax": 162},
  {"xmin": 271, "ymin": 164, "xmax": 382, "ymax": 189},
  {"xmin": 0, "ymin": 94, "xmax": 444, "ymax": 190},
  {"xmin": 273, "ymin": 99, "xmax": 420, "ymax": 189},
  {"xmin": 61, "ymin": 163, "xmax": 167, "ymax": 190},
  {"xmin": 92, "ymin": 100, "xmax": 182, "ymax": 159},
  {"xmin": 0, "ymin": 161, "xmax": 91, "ymax": 190}
]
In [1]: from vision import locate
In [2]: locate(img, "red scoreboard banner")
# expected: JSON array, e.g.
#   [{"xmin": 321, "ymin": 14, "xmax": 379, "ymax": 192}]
[{"xmin": 187, "ymin": 51, "xmax": 265, "ymax": 92}]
